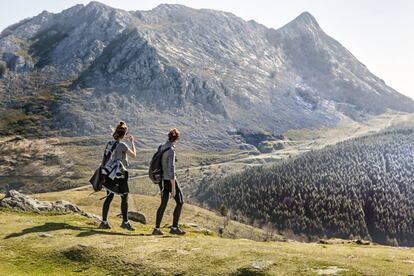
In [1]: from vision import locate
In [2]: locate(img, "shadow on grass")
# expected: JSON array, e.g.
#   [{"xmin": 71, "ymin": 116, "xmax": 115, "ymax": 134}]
[{"xmin": 4, "ymin": 222, "xmax": 156, "ymax": 239}]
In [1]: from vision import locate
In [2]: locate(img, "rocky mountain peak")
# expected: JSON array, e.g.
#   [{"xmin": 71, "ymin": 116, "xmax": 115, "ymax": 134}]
[
  {"xmin": 279, "ymin": 11, "xmax": 322, "ymax": 35},
  {"xmin": 79, "ymin": 1, "xmax": 124, "ymax": 17},
  {"xmin": 143, "ymin": 3, "xmax": 200, "ymax": 22},
  {"xmin": 152, "ymin": 3, "xmax": 194, "ymax": 12},
  {"xmin": 86, "ymin": 1, "xmax": 109, "ymax": 8},
  {"xmin": 0, "ymin": 2, "xmax": 413, "ymax": 148},
  {"xmin": 295, "ymin": 12, "xmax": 319, "ymax": 26}
]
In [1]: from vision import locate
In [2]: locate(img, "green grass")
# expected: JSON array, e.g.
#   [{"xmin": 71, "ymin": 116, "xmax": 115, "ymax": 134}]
[
  {"xmin": 1, "ymin": 197, "xmax": 413, "ymax": 275},
  {"xmin": 32, "ymin": 191, "xmax": 279, "ymax": 242}
]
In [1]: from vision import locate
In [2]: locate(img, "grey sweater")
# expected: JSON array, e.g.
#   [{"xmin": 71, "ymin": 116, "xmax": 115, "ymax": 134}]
[{"xmin": 161, "ymin": 141, "xmax": 176, "ymax": 180}]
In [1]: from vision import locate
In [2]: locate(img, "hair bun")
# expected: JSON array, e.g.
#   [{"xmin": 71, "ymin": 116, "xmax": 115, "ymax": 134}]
[
  {"xmin": 168, "ymin": 128, "xmax": 180, "ymax": 142},
  {"xmin": 112, "ymin": 121, "xmax": 128, "ymax": 140}
]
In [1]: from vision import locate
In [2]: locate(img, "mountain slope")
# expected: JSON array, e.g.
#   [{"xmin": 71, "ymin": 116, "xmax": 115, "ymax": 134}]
[
  {"xmin": 0, "ymin": 2, "xmax": 413, "ymax": 149},
  {"xmin": 268, "ymin": 12, "xmax": 413, "ymax": 116},
  {"xmin": 197, "ymin": 127, "xmax": 414, "ymax": 246}
]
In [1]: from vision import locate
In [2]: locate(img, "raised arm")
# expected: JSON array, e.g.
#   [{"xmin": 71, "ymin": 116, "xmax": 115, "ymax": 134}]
[{"xmin": 127, "ymin": 135, "xmax": 137, "ymax": 158}]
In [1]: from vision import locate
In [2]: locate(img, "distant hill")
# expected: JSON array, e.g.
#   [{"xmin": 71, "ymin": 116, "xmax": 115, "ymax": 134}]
[
  {"xmin": 1, "ymin": 2, "xmax": 413, "ymax": 149},
  {"xmin": 197, "ymin": 127, "xmax": 414, "ymax": 246}
]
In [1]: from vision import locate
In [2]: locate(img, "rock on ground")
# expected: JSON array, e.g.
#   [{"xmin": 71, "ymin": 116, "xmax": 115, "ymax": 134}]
[
  {"xmin": 0, "ymin": 189, "xmax": 99, "ymax": 221},
  {"xmin": 250, "ymin": 260, "xmax": 274, "ymax": 270},
  {"xmin": 117, "ymin": 211, "xmax": 147, "ymax": 224},
  {"xmin": 315, "ymin": 266, "xmax": 348, "ymax": 275}
]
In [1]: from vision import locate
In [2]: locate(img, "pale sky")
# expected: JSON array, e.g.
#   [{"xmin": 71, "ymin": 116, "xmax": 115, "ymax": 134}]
[{"xmin": 1, "ymin": 0, "xmax": 413, "ymax": 99}]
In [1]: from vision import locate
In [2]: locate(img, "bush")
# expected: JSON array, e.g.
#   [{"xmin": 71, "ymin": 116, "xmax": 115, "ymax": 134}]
[{"xmin": 219, "ymin": 203, "xmax": 229, "ymax": 217}]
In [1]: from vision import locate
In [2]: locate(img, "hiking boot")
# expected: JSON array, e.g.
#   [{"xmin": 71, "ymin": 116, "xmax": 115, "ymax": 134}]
[
  {"xmin": 170, "ymin": 227, "xmax": 186, "ymax": 235},
  {"xmin": 152, "ymin": 228, "xmax": 164, "ymax": 235},
  {"xmin": 98, "ymin": 221, "xmax": 111, "ymax": 230},
  {"xmin": 120, "ymin": 221, "xmax": 135, "ymax": 231}
]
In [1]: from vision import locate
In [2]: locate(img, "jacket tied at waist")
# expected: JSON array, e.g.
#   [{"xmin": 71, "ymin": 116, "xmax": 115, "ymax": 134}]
[{"xmin": 102, "ymin": 159, "xmax": 128, "ymax": 180}]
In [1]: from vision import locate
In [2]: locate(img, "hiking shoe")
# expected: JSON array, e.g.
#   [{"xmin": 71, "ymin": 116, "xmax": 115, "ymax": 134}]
[
  {"xmin": 152, "ymin": 228, "xmax": 164, "ymax": 235},
  {"xmin": 170, "ymin": 227, "xmax": 186, "ymax": 235},
  {"xmin": 120, "ymin": 221, "xmax": 135, "ymax": 231},
  {"xmin": 98, "ymin": 221, "xmax": 111, "ymax": 230}
]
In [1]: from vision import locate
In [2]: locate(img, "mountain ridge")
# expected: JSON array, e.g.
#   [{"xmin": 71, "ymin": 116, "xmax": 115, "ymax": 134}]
[{"xmin": 0, "ymin": 2, "xmax": 413, "ymax": 149}]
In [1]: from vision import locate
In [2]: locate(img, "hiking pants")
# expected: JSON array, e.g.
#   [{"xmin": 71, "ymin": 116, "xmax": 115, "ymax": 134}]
[
  {"xmin": 155, "ymin": 180, "xmax": 184, "ymax": 228},
  {"xmin": 102, "ymin": 191, "xmax": 128, "ymax": 222}
]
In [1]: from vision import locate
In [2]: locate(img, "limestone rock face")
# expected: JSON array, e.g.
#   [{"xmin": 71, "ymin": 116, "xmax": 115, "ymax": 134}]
[{"xmin": 1, "ymin": 2, "xmax": 413, "ymax": 149}]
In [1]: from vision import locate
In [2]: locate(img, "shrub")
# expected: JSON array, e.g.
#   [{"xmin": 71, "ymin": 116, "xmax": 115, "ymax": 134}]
[{"xmin": 219, "ymin": 203, "xmax": 228, "ymax": 217}]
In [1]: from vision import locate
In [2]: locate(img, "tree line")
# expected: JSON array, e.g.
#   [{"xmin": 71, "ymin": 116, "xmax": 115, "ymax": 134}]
[{"xmin": 197, "ymin": 128, "xmax": 414, "ymax": 246}]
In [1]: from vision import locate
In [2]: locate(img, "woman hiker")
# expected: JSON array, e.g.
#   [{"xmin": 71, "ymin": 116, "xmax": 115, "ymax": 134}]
[
  {"xmin": 99, "ymin": 121, "xmax": 137, "ymax": 231},
  {"xmin": 153, "ymin": 128, "xmax": 186, "ymax": 235}
]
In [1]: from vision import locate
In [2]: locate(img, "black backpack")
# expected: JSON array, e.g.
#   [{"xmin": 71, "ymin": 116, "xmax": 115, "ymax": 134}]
[
  {"xmin": 89, "ymin": 141, "xmax": 119, "ymax": 192},
  {"xmin": 148, "ymin": 145, "xmax": 171, "ymax": 184}
]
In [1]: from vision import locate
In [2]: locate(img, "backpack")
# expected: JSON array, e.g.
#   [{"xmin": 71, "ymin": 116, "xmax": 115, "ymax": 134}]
[
  {"xmin": 148, "ymin": 145, "xmax": 171, "ymax": 184},
  {"xmin": 89, "ymin": 141, "xmax": 119, "ymax": 192}
]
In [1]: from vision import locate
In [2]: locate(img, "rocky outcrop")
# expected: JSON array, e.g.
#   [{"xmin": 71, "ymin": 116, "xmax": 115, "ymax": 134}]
[
  {"xmin": 0, "ymin": 190, "xmax": 99, "ymax": 221},
  {"xmin": 1, "ymin": 2, "xmax": 413, "ymax": 149}
]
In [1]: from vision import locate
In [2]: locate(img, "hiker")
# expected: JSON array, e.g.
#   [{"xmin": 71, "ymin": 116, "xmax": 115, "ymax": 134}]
[
  {"xmin": 99, "ymin": 121, "xmax": 137, "ymax": 231},
  {"xmin": 153, "ymin": 128, "xmax": 186, "ymax": 235}
]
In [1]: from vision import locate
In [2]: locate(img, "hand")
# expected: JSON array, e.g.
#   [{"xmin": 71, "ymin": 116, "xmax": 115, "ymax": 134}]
[
  {"xmin": 128, "ymin": 135, "xmax": 134, "ymax": 143},
  {"xmin": 170, "ymin": 189, "xmax": 176, "ymax": 199}
]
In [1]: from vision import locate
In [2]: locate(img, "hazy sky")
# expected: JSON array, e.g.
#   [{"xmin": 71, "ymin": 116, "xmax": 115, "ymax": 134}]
[{"xmin": 1, "ymin": 0, "xmax": 413, "ymax": 99}]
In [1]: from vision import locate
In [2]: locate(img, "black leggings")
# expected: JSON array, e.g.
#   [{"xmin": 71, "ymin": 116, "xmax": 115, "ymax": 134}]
[
  {"xmin": 102, "ymin": 191, "xmax": 128, "ymax": 222},
  {"xmin": 155, "ymin": 180, "xmax": 184, "ymax": 228}
]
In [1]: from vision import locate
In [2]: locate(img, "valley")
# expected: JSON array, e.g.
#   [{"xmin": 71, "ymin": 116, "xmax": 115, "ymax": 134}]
[{"xmin": 1, "ymin": 111, "xmax": 409, "ymax": 197}]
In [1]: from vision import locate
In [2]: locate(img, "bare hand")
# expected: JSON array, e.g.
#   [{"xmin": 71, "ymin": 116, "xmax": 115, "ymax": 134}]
[
  {"xmin": 170, "ymin": 189, "xmax": 176, "ymax": 199},
  {"xmin": 128, "ymin": 135, "xmax": 134, "ymax": 143}
]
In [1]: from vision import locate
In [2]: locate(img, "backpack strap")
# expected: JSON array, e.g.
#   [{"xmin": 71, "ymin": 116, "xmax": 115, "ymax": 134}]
[
  {"xmin": 160, "ymin": 146, "xmax": 172, "ymax": 155},
  {"xmin": 159, "ymin": 146, "xmax": 172, "ymax": 174},
  {"xmin": 112, "ymin": 141, "xmax": 120, "ymax": 150},
  {"xmin": 108, "ymin": 141, "xmax": 120, "ymax": 162},
  {"xmin": 109, "ymin": 141, "xmax": 119, "ymax": 155}
]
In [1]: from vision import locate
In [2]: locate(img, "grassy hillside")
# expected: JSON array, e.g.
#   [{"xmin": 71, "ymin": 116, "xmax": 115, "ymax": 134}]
[
  {"xmin": 198, "ymin": 127, "xmax": 414, "ymax": 246},
  {"xmin": 30, "ymin": 191, "xmax": 281, "ymax": 242},
  {"xmin": 1, "ymin": 191, "xmax": 414, "ymax": 275}
]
